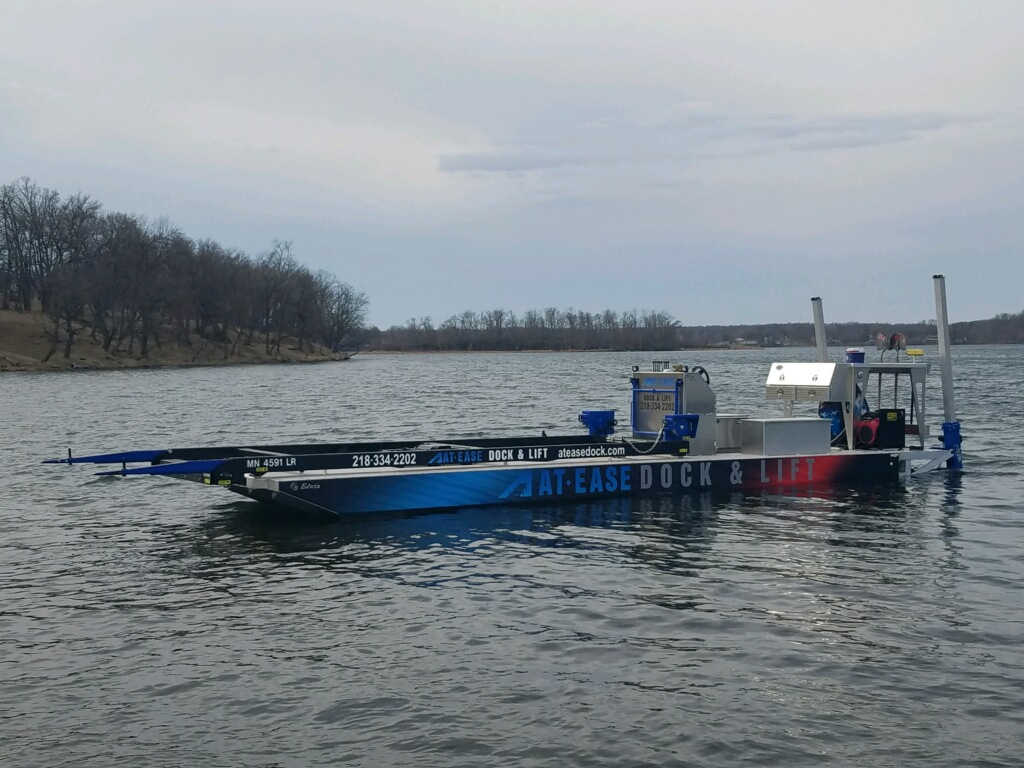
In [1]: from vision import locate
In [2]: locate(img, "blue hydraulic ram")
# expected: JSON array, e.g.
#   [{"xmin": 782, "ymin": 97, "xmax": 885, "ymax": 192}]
[
  {"xmin": 95, "ymin": 460, "xmax": 226, "ymax": 477},
  {"xmin": 43, "ymin": 449, "xmax": 169, "ymax": 465},
  {"xmin": 942, "ymin": 422, "xmax": 963, "ymax": 470}
]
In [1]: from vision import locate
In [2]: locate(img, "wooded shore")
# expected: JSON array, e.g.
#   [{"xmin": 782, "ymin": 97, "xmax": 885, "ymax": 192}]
[{"xmin": 0, "ymin": 309, "xmax": 350, "ymax": 372}]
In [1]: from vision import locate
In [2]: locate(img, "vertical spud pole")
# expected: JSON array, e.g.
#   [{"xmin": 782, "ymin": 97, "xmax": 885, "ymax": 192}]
[{"xmin": 933, "ymin": 274, "xmax": 962, "ymax": 469}]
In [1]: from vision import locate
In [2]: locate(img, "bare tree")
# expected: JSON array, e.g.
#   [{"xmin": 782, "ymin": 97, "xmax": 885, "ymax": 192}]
[
  {"xmin": 322, "ymin": 279, "xmax": 369, "ymax": 354},
  {"xmin": 2, "ymin": 178, "xmax": 372, "ymax": 362}
]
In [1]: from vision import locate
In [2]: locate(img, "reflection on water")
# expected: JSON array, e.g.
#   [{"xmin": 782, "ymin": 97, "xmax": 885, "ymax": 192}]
[
  {"xmin": 941, "ymin": 470, "xmax": 965, "ymax": 515},
  {"xmin": 191, "ymin": 484, "xmax": 936, "ymax": 553},
  {"xmin": 184, "ymin": 496, "xmax": 721, "ymax": 570}
]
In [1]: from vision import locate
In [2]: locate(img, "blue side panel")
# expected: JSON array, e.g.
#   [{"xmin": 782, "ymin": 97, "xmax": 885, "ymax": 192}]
[
  {"xmin": 285, "ymin": 464, "xmax": 639, "ymax": 515},
  {"xmin": 274, "ymin": 453, "xmax": 901, "ymax": 517}
]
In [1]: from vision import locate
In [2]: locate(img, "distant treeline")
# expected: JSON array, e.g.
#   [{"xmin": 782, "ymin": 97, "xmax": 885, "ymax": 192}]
[
  {"xmin": 950, "ymin": 312, "xmax": 1024, "ymax": 345},
  {"xmin": 682, "ymin": 315, "xmax": 1024, "ymax": 347},
  {"xmin": 372, "ymin": 309, "xmax": 681, "ymax": 351},
  {"xmin": 0, "ymin": 177, "xmax": 368, "ymax": 361},
  {"xmin": 371, "ymin": 309, "xmax": 1024, "ymax": 351}
]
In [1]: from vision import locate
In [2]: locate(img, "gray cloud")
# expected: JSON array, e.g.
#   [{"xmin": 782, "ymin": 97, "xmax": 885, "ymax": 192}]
[
  {"xmin": 438, "ymin": 150, "xmax": 596, "ymax": 173},
  {"xmin": 439, "ymin": 109, "xmax": 996, "ymax": 174},
  {"xmin": 786, "ymin": 132, "xmax": 917, "ymax": 151}
]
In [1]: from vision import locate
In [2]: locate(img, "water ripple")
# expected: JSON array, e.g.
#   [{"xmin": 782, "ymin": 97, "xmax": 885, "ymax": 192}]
[{"xmin": 2, "ymin": 348, "xmax": 1022, "ymax": 767}]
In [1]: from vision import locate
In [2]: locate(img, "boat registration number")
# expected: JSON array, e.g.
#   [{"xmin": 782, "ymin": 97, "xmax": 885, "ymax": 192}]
[{"xmin": 352, "ymin": 452, "xmax": 418, "ymax": 468}]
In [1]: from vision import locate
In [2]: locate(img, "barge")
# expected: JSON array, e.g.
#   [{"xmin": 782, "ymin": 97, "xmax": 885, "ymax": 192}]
[{"xmin": 46, "ymin": 276, "xmax": 964, "ymax": 517}]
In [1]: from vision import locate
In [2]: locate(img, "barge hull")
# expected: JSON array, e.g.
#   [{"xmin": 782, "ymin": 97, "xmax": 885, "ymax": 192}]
[{"xmin": 246, "ymin": 451, "xmax": 901, "ymax": 517}]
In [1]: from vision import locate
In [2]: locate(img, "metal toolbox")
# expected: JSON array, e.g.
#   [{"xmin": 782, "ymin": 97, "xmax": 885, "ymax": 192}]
[
  {"xmin": 765, "ymin": 362, "xmax": 851, "ymax": 402},
  {"xmin": 740, "ymin": 417, "xmax": 831, "ymax": 456}
]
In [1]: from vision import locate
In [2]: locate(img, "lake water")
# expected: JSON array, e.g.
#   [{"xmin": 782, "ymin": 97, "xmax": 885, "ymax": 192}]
[{"xmin": 2, "ymin": 347, "xmax": 1022, "ymax": 767}]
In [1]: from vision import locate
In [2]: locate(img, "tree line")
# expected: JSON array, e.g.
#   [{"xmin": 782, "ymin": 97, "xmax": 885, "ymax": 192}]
[
  {"xmin": 371, "ymin": 310, "xmax": 1024, "ymax": 351},
  {"xmin": 0, "ymin": 178, "xmax": 368, "ymax": 361},
  {"xmin": 373, "ymin": 309, "xmax": 682, "ymax": 351},
  {"xmin": 682, "ymin": 315, "xmax": 1024, "ymax": 347},
  {"xmin": 951, "ymin": 311, "xmax": 1024, "ymax": 345}
]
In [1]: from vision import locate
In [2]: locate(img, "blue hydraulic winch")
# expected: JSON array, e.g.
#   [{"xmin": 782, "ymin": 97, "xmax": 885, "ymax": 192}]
[
  {"xmin": 662, "ymin": 413, "xmax": 700, "ymax": 441},
  {"xmin": 578, "ymin": 410, "xmax": 617, "ymax": 438}
]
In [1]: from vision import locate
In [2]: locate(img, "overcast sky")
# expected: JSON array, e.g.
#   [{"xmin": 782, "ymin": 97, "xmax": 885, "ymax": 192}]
[{"xmin": 2, "ymin": 1, "xmax": 1021, "ymax": 328}]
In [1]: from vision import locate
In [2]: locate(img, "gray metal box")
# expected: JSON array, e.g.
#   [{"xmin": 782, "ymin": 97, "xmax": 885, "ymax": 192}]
[
  {"xmin": 765, "ymin": 362, "xmax": 851, "ymax": 402},
  {"xmin": 740, "ymin": 418, "xmax": 831, "ymax": 456},
  {"xmin": 631, "ymin": 370, "xmax": 717, "ymax": 455},
  {"xmin": 716, "ymin": 414, "xmax": 747, "ymax": 452}
]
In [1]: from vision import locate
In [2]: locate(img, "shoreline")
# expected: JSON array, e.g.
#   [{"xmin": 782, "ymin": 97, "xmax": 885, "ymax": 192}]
[
  {"xmin": 356, "ymin": 346, "xmax": 769, "ymax": 355},
  {"xmin": 0, "ymin": 354, "xmax": 352, "ymax": 374},
  {"xmin": 3, "ymin": 345, "xmax": 756, "ymax": 371},
  {"xmin": 0, "ymin": 308, "xmax": 351, "ymax": 373}
]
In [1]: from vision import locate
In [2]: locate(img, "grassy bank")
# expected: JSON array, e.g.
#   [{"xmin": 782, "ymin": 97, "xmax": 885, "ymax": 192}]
[{"xmin": 0, "ymin": 309, "xmax": 350, "ymax": 372}]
